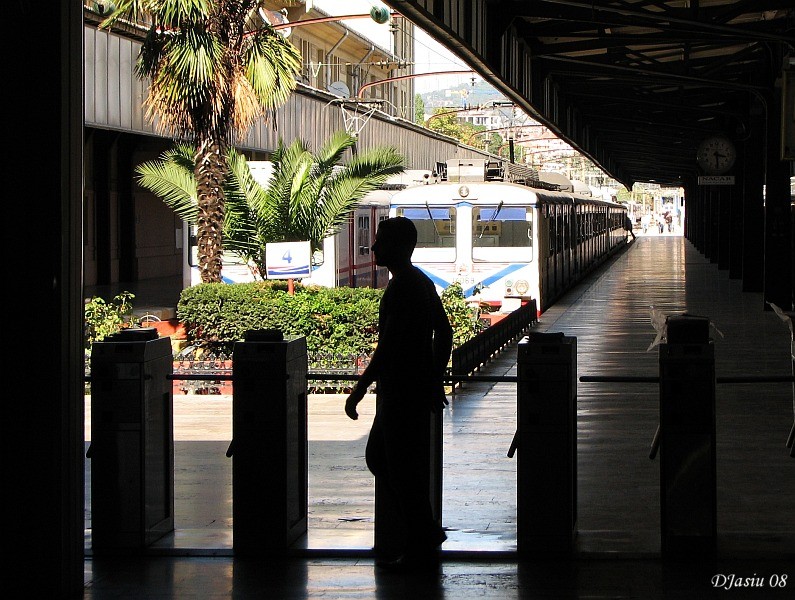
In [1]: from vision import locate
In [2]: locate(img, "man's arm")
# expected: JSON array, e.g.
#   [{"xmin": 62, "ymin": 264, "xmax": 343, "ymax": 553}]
[
  {"xmin": 345, "ymin": 289, "xmax": 396, "ymax": 420},
  {"xmin": 344, "ymin": 343, "xmax": 382, "ymax": 420}
]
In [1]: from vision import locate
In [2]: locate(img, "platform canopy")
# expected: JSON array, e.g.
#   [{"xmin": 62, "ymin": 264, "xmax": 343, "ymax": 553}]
[{"xmin": 387, "ymin": 1, "xmax": 794, "ymax": 188}]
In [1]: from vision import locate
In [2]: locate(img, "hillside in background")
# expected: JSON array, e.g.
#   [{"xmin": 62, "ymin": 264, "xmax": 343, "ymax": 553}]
[{"xmin": 421, "ymin": 79, "xmax": 504, "ymax": 108}]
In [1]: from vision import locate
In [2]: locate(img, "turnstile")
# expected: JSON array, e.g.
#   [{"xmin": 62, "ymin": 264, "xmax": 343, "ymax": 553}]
[
  {"xmin": 515, "ymin": 333, "xmax": 577, "ymax": 555},
  {"xmin": 658, "ymin": 315, "xmax": 716, "ymax": 556},
  {"xmin": 89, "ymin": 327, "xmax": 174, "ymax": 553},
  {"xmin": 229, "ymin": 330, "xmax": 307, "ymax": 555}
]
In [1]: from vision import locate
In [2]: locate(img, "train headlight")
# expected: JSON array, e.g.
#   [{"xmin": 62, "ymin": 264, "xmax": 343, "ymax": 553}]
[{"xmin": 515, "ymin": 279, "xmax": 529, "ymax": 295}]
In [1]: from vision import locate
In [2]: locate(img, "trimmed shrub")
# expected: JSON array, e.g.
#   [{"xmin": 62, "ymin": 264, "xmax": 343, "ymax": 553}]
[
  {"xmin": 441, "ymin": 282, "xmax": 487, "ymax": 346},
  {"xmin": 177, "ymin": 281, "xmax": 485, "ymax": 357},
  {"xmin": 177, "ymin": 282, "xmax": 381, "ymax": 356}
]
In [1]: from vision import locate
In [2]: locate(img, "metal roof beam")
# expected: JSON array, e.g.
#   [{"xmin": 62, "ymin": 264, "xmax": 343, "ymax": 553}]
[{"xmin": 509, "ymin": 0, "xmax": 795, "ymax": 44}]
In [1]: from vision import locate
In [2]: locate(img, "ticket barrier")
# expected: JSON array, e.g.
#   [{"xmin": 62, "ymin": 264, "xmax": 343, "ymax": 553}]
[
  {"xmin": 512, "ymin": 332, "xmax": 577, "ymax": 555},
  {"xmin": 658, "ymin": 315, "xmax": 716, "ymax": 556},
  {"xmin": 228, "ymin": 330, "xmax": 307, "ymax": 555},
  {"xmin": 88, "ymin": 327, "xmax": 174, "ymax": 553},
  {"xmin": 787, "ymin": 313, "xmax": 795, "ymax": 458}
]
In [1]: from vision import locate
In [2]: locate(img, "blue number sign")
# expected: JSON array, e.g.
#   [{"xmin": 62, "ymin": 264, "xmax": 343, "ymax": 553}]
[{"xmin": 265, "ymin": 241, "xmax": 311, "ymax": 278}]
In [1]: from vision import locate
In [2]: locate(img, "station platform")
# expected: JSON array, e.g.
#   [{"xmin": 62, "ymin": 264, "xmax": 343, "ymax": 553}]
[{"xmin": 83, "ymin": 235, "xmax": 795, "ymax": 599}]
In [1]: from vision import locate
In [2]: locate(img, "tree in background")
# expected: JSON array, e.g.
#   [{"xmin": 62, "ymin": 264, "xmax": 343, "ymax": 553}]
[
  {"xmin": 136, "ymin": 131, "xmax": 405, "ymax": 279},
  {"xmin": 414, "ymin": 94, "xmax": 426, "ymax": 125},
  {"xmin": 483, "ymin": 131, "xmax": 503, "ymax": 155},
  {"xmin": 426, "ymin": 108, "xmax": 493, "ymax": 150},
  {"xmin": 101, "ymin": 1, "xmax": 301, "ymax": 283}
]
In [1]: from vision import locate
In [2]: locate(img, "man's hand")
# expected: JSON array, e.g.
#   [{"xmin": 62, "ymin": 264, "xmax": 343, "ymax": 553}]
[
  {"xmin": 430, "ymin": 387, "xmax": 449, "ymax": 413},
  {"xmin": 345, "ymin": 385, "xmax": 366, "ymax": 420}
]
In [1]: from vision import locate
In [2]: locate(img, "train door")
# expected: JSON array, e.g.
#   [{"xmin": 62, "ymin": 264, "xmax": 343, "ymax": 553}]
[
  {"xmin": 574, "ymin": 203, "xmax": 582, "ymax": 276},
  {"xmin": 598, "ymin": 206, "xmax": 605, "ymax": 257},
  {"xmin": 560, "ymin": 204, "xmax": 567, "ymax": 289},
  {"xmin": 556, "ymin": 204, "xmax": 565, "ymax": 297},
  {"xmin": 339, "ymin": 214, "xmax": 354, "ymax": 287},
  {"xmin": 545, "ymin": 203, "xmax": 553, "ymax": 301},
  {"xmin": 536, "ymin": 204, "xmax": 548, "ymax": 308},
  {"xmin": 586, "ymin": 205, "xmax": 594, "ymax": 266},
  {"xmin": 353, "ymin": 210, "xmax": 371, "ymax": 288},
  {"xmin": 372, "ymin": 206, "xmax": 390, "ymax": 288},
  {"xmin": 558, "ymin": 205, "xmax": 566, "ymax": 293},
  {"xmin": 563, "ymin": 203, "xmax": 572, "ymax": 287}
]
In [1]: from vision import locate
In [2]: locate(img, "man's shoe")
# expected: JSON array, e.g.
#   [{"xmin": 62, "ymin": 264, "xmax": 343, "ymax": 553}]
[
  {"xmin": 431, "ymin": 529, "xmax": 447, "ymax": 548},
  {"xmin": 376, "ymin": 553, "xmax": 440, "ymax": 573}
]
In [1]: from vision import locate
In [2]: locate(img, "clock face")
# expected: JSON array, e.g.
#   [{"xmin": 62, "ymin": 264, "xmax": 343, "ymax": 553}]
[{"xmin": 696, "ymin": 135, "xmax": 736, "ymax": 175}]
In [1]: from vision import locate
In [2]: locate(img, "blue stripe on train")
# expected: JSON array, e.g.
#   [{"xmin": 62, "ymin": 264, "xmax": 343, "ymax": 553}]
[
  {"xmin": 416, "ymin": 263, "xmax": 528, "ymax": 298},
  {"xmin": 463, "ymin": 263, "xmax": 528, "ymax": 297}
]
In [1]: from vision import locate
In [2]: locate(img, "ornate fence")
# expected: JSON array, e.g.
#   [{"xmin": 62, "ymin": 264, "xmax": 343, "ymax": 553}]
[{"xmin": 450, "ymin": 300, "xmax": 538, "ymax": 389}]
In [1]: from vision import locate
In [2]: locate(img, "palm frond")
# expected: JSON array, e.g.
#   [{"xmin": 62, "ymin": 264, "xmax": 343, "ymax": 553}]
[
  {"xmin": 249, "ymin": 131, "xmax": 405, "ymax": 246},
  {"xmin": 223, "ymin": 149, "xmax": 262, "ymax": 259},
  {"xmin": 135, "ymin": 145, "xmax": 198, "ymax": 222},
  {"xmin": 313, "ymin": 130, "xmax": 357, "ymax": 171},
  {"xmin": 245, "ymin": 29, "xmax": 301, "ymax": 108}
]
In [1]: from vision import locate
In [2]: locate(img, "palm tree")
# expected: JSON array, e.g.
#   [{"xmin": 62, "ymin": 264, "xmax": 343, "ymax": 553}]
[
  {"xmin": 101, "ymin": 1, "xmax": 301, "ymax": 283},
  {"xmin": 136, "ymin": 130, "xmax": 405, "ymax": 279}
]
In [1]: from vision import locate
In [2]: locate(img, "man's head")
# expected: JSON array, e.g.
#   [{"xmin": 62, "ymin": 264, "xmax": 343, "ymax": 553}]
[{"xmin": 371, "ymin": 216, "xmax": 417, "ymax": 269}]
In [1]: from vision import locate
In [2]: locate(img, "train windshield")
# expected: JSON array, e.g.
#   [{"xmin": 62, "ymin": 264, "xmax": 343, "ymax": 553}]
[
  {"xmin": 395, "ymin": 206, "xmax": 456, "ymax": 249},
  {"xmin": 472, "ymin": 206, "xmax": 533, "ymax": 248}
]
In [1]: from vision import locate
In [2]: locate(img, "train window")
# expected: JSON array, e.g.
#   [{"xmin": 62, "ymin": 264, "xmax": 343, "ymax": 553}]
[
  {"xmin": 472, "ymin": 206, "xmax": 532, "ymax": 248},
  {"xmin": 395, "ymin": 206, "xmax": 456, "ymax": 248},
  {"xmin": 357, "ymin": 215, "xmax": 370, "ymax": 255}
]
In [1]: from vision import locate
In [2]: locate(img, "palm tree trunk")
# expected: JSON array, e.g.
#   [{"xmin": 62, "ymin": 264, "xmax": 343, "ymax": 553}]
[{"xmin": 195, "ymin": 138, "xmax": 228, "ymax": 283}]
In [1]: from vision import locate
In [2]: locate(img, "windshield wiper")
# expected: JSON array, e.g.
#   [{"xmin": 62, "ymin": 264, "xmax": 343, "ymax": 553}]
[
  {"xmin": 479, "ymin": 201, "xmax": 504, "ymax": 239},
  {"xmin": 426, "ymin": 201, "xmax": 440, "ymax": 242}
]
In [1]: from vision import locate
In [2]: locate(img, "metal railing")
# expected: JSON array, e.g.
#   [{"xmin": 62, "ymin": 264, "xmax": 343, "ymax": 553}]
[
  {"xmin": 451, "ymin": 300, "xmax": 537, "ymax": 386},
  {"xmin": 580, "ymin": 373, "xmax": 795, "ymax": 458}
]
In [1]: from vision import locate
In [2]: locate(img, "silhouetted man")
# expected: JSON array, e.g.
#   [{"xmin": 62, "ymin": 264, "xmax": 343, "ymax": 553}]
[{"xmin": 345, "ymin": 216, "xmax": 453, "ymax": 569}]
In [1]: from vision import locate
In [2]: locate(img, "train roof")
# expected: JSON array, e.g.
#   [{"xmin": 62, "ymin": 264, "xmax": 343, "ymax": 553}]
[
  {"xmin": 390, "ymin": 177, "xmax": 625, "ymax": 210},
  {"xmin": 538, "ymin": 171, "xmax": 573, "ymax": 192},
  {"xmin": 357, "ymin": 170, "xmax": 435, "ymax": 206}
]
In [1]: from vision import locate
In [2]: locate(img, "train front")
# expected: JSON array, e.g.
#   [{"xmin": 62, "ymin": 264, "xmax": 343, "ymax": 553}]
[{"xmin": 388, "ymin": 159, "xmax": 540, "ymax": 314}]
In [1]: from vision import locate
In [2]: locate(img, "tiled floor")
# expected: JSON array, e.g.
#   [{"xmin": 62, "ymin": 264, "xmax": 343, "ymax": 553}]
[{"xmin": 83, "ymin": 235, "xmax": 795, "ymax": 598}]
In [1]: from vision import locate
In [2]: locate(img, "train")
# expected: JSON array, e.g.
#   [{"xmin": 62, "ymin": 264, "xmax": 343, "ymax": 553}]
[
  {"xmin": 387, "ymin": 158, "xmax": 628, "ymax": 314},
  {"xmin": 194, "ymin": 157, "xmax": 628, "ymax": 316}
]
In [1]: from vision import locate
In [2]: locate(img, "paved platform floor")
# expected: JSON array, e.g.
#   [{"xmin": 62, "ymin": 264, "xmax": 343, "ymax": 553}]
[{"xmin": 83, "ymin": 235, "xmax": 795, "ymax": 598}]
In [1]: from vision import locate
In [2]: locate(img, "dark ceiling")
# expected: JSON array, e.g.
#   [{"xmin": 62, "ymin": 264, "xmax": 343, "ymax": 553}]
[{"xmin": 387, "ymin": 0, "xmax": 795, "ymax": 188}]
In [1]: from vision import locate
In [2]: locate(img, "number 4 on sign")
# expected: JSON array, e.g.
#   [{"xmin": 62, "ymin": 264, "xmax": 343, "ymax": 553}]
[{"xmin": 282, "ymin": 250, "xmax": 292, "ymax": 264}]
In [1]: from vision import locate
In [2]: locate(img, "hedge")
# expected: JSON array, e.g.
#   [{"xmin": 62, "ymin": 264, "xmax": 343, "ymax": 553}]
[{"xmin": 177, "ymin": 280, "xmax": 484, "ymax": 357}]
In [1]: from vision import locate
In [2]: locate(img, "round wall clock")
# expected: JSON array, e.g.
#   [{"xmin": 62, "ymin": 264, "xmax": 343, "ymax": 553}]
[{"xmin": 696, "ymin": 135, "xmax": 736, "ymax": 175}]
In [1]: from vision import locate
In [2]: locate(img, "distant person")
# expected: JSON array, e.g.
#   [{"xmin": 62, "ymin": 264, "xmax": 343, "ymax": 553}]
[
  {"xmin": 641, "ymin": 213, "xmax": 651, "ymax": 234},
  {"xmin": 345, "ymin": 216, "xmax": 453, "ymax": 570},
  {"xmin": 624, "ymin": 214, "xmax": 636, "ymax": 241},
  {"xmin": 665, "ymin": 212, "xmax": 673, "ymax": 233}
]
